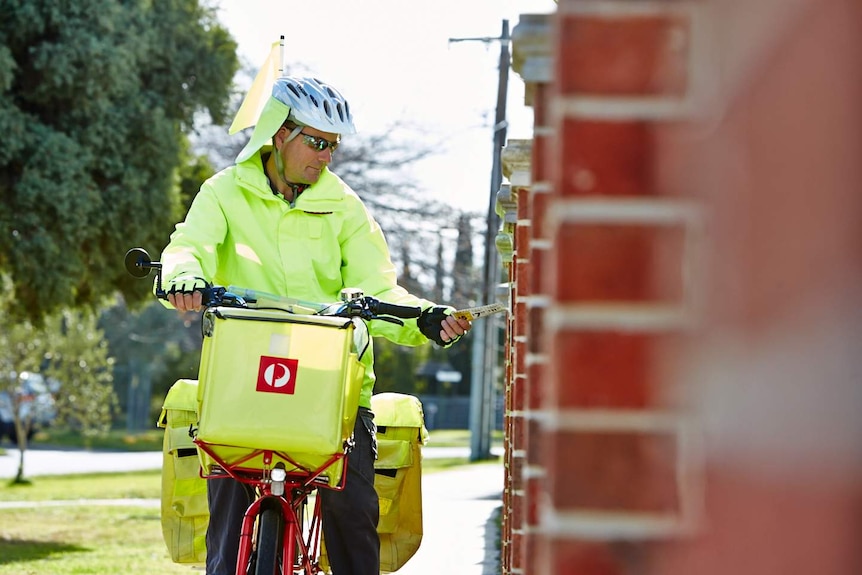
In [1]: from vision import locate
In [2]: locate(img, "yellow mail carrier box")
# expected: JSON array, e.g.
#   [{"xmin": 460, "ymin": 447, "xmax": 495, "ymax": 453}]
[{"xmin": 195, "ymin": 307, "xmax": 365, "ymax": 485}]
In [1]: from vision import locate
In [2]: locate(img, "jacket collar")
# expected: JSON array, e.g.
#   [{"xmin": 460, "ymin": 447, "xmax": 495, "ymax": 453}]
[{"xmin": 235, "ymin": 149, "xmax": 348, "ymax": 208}]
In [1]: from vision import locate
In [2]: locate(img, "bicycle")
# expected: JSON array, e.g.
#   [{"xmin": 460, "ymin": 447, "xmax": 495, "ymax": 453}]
[{"xmin": 125, "ymin": 247, "xmax": 423, "ymax": 575}]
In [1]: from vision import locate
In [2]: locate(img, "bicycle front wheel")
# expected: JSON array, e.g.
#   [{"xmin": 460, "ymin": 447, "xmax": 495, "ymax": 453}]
[{"xmin": 255, "ymin": 507, "xmax": 285, "ymax": 575}]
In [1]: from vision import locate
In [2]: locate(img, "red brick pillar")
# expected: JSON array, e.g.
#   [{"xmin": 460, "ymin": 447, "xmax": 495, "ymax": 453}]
[
  {"xmin": 508, "ymin": 14, "xmax": 555, "ymax": 575},
  {"xmin": 498, "ymin": 183, "xmax": 517, "ymax": 575},
  {"xmin": 535, "ymin": 1, "xmax": 702, "ymax": 573},
  {"xmin": 499, "ymin": 140, "xmax": 532, "ymax": 575},
  {"xmin": 522, "ymin": 80, "xmax": 554, "ymax": 575}
]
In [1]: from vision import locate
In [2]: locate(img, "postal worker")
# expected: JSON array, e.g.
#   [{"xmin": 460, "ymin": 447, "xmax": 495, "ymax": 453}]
[{"xmin": 159, "ymin": 76, "xmax": 471, "ymax": 575}]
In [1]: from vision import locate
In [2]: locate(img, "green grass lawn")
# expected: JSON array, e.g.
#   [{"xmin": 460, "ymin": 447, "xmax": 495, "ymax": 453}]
[
  {"xmin": 0, "ymin": 470, "xmax": 162, "ymax": 502},
  {"xmin": 30, "ymin": 428, "xmax": 166, "ymax": 451},
  {"xmin": 425, "ymin": 428, "xmax": 504, "ymax": 448},
  {"xmin": 0, "ymin": 505, "xmax": 194, "ymax": 575}
]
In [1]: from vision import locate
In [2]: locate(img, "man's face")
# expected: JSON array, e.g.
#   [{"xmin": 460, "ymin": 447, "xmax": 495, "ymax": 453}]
[{"xmin": 275, "ymin": 125, "xmax": 339, "ymax": 185}]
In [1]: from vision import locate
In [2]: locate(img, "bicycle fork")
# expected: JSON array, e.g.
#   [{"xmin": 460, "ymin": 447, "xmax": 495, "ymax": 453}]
[{"xmin": 236, "ymin": 493, "xmax": 323, "ymax": 575}]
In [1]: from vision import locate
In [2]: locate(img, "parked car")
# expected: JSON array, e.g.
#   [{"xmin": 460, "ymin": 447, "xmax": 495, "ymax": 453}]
[{"xmin": 0, "ymin": 371, "xmax": 59, "ymax": 444}]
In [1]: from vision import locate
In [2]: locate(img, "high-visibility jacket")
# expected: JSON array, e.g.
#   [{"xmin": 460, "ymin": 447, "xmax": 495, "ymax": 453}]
[{"xmin": 160, "ymin": 152, "xmax": 433, "ymax": 407}]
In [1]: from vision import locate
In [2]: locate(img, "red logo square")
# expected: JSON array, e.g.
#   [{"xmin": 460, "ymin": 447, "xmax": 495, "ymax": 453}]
[{"xmin": 256, "ymin": 356, "xmax": 299, "ymax": 394}]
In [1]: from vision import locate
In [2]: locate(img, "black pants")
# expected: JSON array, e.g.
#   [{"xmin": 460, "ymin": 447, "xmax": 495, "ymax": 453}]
[{"xmin": 205, "ymin": 408, "xmax": 380, "ymax": 575}]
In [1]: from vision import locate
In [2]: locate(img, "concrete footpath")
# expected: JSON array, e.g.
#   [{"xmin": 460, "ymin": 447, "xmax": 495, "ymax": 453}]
[
  {"xmin": 397, "ymin": 461, "xmax": 504, "ymax": 575},
  {"xmin": 0, "ymin": 446, "xmax": 505, "ymax": 574}
]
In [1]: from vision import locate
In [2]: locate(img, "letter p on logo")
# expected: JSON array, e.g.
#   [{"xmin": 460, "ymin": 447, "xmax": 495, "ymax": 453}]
[{"xmin": 256, "ymin": 356, "xmax": 299, "ymax": 394}]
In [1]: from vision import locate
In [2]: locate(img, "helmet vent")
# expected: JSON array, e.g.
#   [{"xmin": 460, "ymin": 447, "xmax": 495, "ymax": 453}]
[{"xmin": 272, "ymin": 76, "xmax": 356, "ymax": 135}]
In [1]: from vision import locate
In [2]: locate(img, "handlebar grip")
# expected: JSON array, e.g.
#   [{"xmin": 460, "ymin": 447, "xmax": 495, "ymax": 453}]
[
  {"xmin": 373, "ymin": 301, "xmax": 422, "ymax": 319},
  {"xmin": 157, "ymin": 285, "xmax": 224, "ymax": 305}
]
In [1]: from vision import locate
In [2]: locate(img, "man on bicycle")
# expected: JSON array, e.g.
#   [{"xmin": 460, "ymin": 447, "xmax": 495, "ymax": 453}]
[{"xmin": 159, "ymin": 75, "xmax": 471, "ymax": 575}]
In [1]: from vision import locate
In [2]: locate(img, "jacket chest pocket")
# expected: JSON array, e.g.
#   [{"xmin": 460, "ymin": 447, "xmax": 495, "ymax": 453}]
[
  {"xmin": 281, "ymin": 215, "xmax": 342, "ymax": 290},
  {"xmin": 307, "ymin": 217, "xmax": 322, "ymax": 239}
]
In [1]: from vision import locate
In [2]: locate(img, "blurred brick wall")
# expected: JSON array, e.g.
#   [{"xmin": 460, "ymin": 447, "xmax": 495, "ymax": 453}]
[
  {"xmin": 660, "ymin": 1, "xmax": 862, "ymax": 574},
  {"xmin": 503, "ymin": 0, "xmax": 861, "ymax": 573}
]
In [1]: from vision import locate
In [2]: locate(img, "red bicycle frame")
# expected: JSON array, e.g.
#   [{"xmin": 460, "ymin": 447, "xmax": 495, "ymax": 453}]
[{"xmin": 195, "ymin": 440, "xmax": 349, "ymax": 575}]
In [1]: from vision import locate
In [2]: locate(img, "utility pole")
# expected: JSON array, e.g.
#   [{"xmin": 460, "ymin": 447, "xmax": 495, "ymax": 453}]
[{"xmin": 450, "ymin": 20, "xmax": 510, "ymax": 461}]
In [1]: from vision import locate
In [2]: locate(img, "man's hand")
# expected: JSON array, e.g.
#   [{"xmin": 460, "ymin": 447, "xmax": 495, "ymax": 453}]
[
  {"xmin": 168, "ymin": 290, "xmax": 204, "ymax": 312},
  {"xmin": 441, "ymin": 314, "xmax": 471, "ymax": 343},
  {"xmin": 419, "ymin": 307, "xmax": 472, "ymax": 346},
  {"xmin": 165, "ymin": 276, "xmax": 208, "ymax": 313}
]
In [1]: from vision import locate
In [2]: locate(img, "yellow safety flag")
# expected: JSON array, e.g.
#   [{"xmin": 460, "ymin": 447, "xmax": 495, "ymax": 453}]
[{"xmin": 229, "ymin": 40, "xmax": 282, "ymax": 135}]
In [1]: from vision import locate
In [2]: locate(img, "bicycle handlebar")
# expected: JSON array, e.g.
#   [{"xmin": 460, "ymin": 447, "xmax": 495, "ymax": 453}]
[
  {"xmin": 124, "ymin": 247, "xmax": 422, "ymax": 323},
  {"xmin": 372, "ymin": 300, "xmax": 421, "ymax": 320}
]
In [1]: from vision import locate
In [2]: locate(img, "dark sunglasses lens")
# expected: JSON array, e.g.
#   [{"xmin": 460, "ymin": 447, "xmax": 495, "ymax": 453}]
[
  {"xmin": 303, "ymin": 133, "xmax": 338, "ymax": 152},
  {"xmin": 303, "ymin": 135, "xmax": 322, "ymax": 151}
]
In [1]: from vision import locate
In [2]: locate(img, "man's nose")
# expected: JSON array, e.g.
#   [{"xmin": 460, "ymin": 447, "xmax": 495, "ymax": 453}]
[{"xmin": 318, "ymin": 148, "xmax": 333, "ymax": 162}]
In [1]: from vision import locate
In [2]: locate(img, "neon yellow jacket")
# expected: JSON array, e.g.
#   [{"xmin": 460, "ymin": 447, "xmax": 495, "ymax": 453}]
[{"xmin": 160, "ymin": 153, "xmax": 434, "ymax": 407}]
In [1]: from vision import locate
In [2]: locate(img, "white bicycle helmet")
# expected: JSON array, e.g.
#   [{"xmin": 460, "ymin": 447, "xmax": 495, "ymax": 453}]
[
  {"xmin": 275, "ymin": 77, "xmax": 356, "ymax": 135},
  {"xmin": 236, "ymin": 76, "xmax": 356, "ymax": 163}
]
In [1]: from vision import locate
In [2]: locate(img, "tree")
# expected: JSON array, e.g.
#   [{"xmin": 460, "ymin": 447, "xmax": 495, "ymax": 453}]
[
  {"xmin": 444, "ymin": 214, "xmax": 480, "ymax": 395},
  {"xmin": 333, "ymin": 123, "xmax": 461, "ymax": 273},
  {"xmin": 0, "ymin": 299, "xmax": 117, "ymax": 482},
  {"xmin": 397, "ymin": 241, "xmax": 424, "ymax": 297},
  {"xmin": 46, "ymin": 310, "xmax": 119, "ymax": 445},
  {"xmin": 99, "ymin": 296, "xmax": 202, "ymax": 431},
  {"xmin": 371, "ymin": 338, "xmax": 431, "ymax": 396},
  {"xmin": 0, "ymin": 299, "xmax": 56, "ymax": 482},
  {"xmin": 0, "ymin": 0, "xmax": 238, "ymax": 323},
  {"xmin": 451, "ymin": 214, "xmax": 480, "ymax": 307}
]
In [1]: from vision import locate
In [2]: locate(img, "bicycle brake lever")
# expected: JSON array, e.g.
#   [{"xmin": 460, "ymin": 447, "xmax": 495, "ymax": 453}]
[
  {"xmin": 375, "ymin": 316, "xmax": 405, "ymax": 327},
  {"xmin": 221, "ymin": 293, "xmax": 248, "ymax": 307},
  {"xmin": 200, "ymin": 286, "xmax": 224, "ymax": 306},
  {"xmin": 202, "ymin": 286, "xmax": 248, "ymax": 307}
]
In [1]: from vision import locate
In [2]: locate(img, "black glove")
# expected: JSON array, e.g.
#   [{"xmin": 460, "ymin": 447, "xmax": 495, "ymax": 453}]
[
  {"xmin": 166, "ymin": 275, "xmax": 209, "ymax": 295},
  {"xmin": 418, "ymin": 306, "xmax": 455, "ymax": 347},
  {"xmin": 165, "ymin": 276, "xmax": 210, "ymax": 300}
]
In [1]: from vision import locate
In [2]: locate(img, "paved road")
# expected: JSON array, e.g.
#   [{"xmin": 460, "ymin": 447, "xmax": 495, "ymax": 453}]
[
  {"xmin": 397, "ymin": 462, "xmax": 504, "ymax": 575},
  {"xmin": 0, "ymin": 447, "xmax": 163, "ymax": 478},
  {"xmin": 0, "ymin": 445, "xmax": 502, "ymax": 479}
]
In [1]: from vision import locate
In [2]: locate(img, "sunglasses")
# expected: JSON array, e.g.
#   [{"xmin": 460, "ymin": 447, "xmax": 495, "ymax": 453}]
[{"xmin": 300, "ymin": 131, "xmax": 340, "ymax": 153}]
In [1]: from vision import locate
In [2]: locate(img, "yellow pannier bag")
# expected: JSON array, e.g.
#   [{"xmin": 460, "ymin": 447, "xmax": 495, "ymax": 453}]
[
  {"xmin": 321, "ymin": 392, "xmax": 428, "ymax": 574},
  {"xmin": 195, "ymin": 307, "xmax": 364, "ymax": 486},
  {"xmin": 372, "ymin": 392, "xmax": 429, "ymax": 573},
  {"xmin": 157, "ymin": 378, "xmax": 208, "ymax": 566}
]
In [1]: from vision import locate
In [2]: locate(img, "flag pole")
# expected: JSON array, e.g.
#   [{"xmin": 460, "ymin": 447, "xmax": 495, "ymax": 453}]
[
  {"xmin": 279, "ymin": 35, "xmax": 285, "ymax": 76},
  {"xmin": 228, "ymin": 38, "xmax": 284, "ymax": 134}
]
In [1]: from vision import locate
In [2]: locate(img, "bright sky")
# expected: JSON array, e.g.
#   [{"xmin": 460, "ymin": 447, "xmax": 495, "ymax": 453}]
[{"xmin": 215, "ymin": 0, "xmax": 557, "ymax": 213}]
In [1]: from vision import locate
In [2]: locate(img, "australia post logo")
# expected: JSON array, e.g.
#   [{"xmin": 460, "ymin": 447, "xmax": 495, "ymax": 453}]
[{"xmin": 256, "ymin": 356, "xmax": 299, "ymax": 395}]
